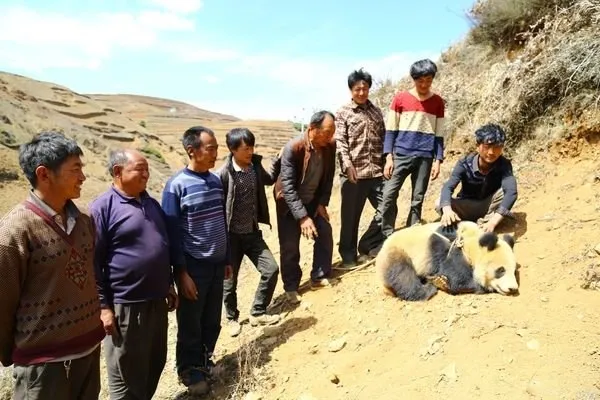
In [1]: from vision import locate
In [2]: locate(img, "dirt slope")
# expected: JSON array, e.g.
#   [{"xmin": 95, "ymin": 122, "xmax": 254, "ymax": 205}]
[{"xmin": 184, "ymin": 145, "xmax": 599, "ymax": 400}]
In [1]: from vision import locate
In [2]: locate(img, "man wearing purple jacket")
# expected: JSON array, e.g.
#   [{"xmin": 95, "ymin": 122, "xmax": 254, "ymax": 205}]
[{"xmin": 90, "ymin": 149, "xmax": 178, "ymax": 400}]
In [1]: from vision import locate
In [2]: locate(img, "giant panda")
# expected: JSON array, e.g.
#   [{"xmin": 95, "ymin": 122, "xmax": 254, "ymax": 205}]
[{"xmin": 375, "ymin": 221, "xmax": 519, "ymax": 301}]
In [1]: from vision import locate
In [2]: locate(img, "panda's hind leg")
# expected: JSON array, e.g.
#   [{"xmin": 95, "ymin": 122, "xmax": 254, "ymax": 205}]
[{"xmin": 383, "ymin": 258, "xmax": 438, "ymax": 301}]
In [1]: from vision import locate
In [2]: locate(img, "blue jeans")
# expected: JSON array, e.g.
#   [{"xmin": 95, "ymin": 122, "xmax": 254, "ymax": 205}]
[
  {"xmin": 176, "ymin": 255, "xmax": 225, "ymax": 384},
  {"xmin": 276, "ymin": 203, "xmax": 333, "ymax": 292}
]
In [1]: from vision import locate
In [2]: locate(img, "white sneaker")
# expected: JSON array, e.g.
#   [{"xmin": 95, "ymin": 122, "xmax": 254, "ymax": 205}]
[
  {"xmin": 227, "ymin": 320, "xmax": 242, "ymax": 337},
  {"xmin": 249, "ymin": 314, "xmax": 281, "ymax": 326},
  {"xmin": 285, "ymin": 291, "xmax": 301, "ymax": 304}
]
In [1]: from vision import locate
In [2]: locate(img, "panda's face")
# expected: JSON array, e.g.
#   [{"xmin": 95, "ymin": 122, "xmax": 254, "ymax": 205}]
[{"xmin": 473, "ymin": 233, "xmax": 519, "ymax": 295}]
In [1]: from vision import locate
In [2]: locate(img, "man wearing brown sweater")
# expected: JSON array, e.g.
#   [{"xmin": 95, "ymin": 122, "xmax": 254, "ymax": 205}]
[{"xmin": 0, "ymin": 132, "xmax": 105, "ymax": 399}]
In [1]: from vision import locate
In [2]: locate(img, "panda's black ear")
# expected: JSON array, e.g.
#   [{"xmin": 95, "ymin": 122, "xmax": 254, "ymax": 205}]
[
  {"xmin": 479, "ymin": 232, "xmax": 498, "ymax": 251},
  {"xmin": 502, "ymin": 234, "xmax": 515, "ymax": 249}
]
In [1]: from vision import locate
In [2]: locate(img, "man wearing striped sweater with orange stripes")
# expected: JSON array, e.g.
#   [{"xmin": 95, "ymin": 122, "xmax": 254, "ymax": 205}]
[{"xmin": 380, "ymin": 59, "xmax": 446, "ymax": 236}]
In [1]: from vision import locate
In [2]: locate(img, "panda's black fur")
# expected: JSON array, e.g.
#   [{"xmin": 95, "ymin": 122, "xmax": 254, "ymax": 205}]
[{"xmin": 376, "ymin": 221, "xmax": 519, "ymax": 301}]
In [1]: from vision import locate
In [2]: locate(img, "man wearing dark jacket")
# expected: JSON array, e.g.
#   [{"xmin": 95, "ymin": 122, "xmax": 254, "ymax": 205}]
[
  {"xmin": 216, "ymin": 128, "xmax": 281, "ymax": 337},
  {"xmin": 273, "ymin": 110, "xmax": 337, "ymax": 304},
  {"xmin": 437, "ymin": 123, "xmax": 518, "ymax": 233}
]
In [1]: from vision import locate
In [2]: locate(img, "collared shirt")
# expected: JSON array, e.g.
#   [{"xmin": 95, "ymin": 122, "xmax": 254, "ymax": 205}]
[
  {"xmin": 89, "ymin": 186, "xmax": 171, "ymax": 306},
  {"xmin": 439, "ymin": 152, "xmax": 518, "ymax": 216},
  {"xmin": 335, "ymin": 99, "xmax": 386, "ymax": 179},
  {"xmin": 229, "ymin": 158, "xmax": 258, "ymax": 234},
  {"xmin": 28, "ymin": 190, "xmax": 79, "ymax": 234}
]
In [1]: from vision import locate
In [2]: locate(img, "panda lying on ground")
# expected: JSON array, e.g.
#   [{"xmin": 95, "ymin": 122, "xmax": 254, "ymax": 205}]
[{"xmin": 376, "ymin": 221, "xmax": 519, "ymax": 301}]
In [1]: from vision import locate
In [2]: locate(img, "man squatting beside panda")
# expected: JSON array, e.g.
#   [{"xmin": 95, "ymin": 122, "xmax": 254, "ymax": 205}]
[{"xmin": 437, "ymin": 123, "xmax": 518, "ymax": 233}]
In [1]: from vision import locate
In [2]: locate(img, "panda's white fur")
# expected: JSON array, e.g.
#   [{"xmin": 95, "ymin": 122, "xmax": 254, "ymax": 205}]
[{"xmin": 376, "ymin": 221, "xmax": 518, "ymax": 301}]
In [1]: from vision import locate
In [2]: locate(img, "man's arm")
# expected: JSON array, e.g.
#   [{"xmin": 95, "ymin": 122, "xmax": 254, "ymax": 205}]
[
  {"xmin": 161, "ymin": 182, "xmax": 187, "ymax": 274},
  {"xmin": 334, "ymin": 109, "xmax": 352, "ymax": 173},
  {"xmin": 0, "ymin": 232, "xmax": 26, "ymax": 366},
  {"xmin": 497, "ymin": 162, "xmax": 518, "ymax": 216},
  {"xmin": 89, "ymin": 205, "xmax": 112, "ymax": 308},
  {"xmin": 280, "ymin": 141, "xmax": 308, "ymax": 220},
  {"xmin": 383, "ymin": 94, "xmax": 401, "ymax": 156},
  {"xmin": 318, "ymin": 145, "xmax": 336, "ymax": 207},
  {"xmin": 439, "ymin": 160, "xmax": 465, "ymax": 208},
  {"xmin": 433, "ymin": 99, "xmax": 446, "ymax": 162},
  {"xmin": 258, "ymin": 160, "xmax": 277, "ymax": 186}
]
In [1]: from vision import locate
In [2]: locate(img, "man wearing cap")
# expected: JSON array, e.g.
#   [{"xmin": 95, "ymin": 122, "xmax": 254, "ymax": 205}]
[{"xmin": 437, "ymin": 123, "xmax": 518, "ymax": 233}]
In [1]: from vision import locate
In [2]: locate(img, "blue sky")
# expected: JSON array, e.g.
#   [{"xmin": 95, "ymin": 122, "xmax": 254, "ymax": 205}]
[{"xmin": 0, "ymin": 0, "xmax": 477, "ymax": 121}]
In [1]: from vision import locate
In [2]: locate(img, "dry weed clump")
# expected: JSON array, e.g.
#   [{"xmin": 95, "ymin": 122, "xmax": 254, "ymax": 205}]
[
  {"xmin": 225, "ymin": 339, "xmax": 269, "ymax": 400},
  {"xmin": 0, "ymin": 368, "xmax": 12, "ymax": 400},
  {"xmin": 468, "ymin": 0, "xmax": 574, "ymax": 48}
]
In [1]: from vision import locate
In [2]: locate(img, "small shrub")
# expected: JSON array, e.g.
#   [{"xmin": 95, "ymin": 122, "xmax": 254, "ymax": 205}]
[
  {"xmin": 468, "ymin": 0, "xmax": 575, "ymax": 48},
  {"xmin": 139, "ymin": 120, "xmax": 147, "ymax": 128},
  {"xmin": 139, "ymin": 146, "xmax": 165, "ymax": 163},
  {"xmin": 292, "ymin": 122, "xmax": 303, "ymax": 132}
]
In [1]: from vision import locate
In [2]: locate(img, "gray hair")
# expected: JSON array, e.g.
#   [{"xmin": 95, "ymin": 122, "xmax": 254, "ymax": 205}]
[
  {"xmin": 19, "ymin": 131, "xmax": 83, "ymax": 187},
  {"xmin": 107, "ymin": 149, "xmax": 131, "ymax": 177}
]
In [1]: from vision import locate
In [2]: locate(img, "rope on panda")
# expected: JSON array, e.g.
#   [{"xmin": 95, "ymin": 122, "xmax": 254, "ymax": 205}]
[{"xmin": 426, "ymin": 230, "xmax": 465, "ymax": 292}]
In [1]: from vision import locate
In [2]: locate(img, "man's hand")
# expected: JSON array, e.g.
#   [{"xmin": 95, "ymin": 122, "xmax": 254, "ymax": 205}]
[
  {"xmin": 383, "ymin": 154, "xmax": 394, "ymax": 179},
  {"xmin": 315, "ymin": 205, "xmax": 329, "ymax": 222},
  {"xmin": 166, "ymin": 285, "xmax": 179, "ymax": 312},
  {"xmin": 440, "ymin": 206, "xmax": 461, "ymax": 227},
  {"xmin": 430, "ymin": 160, "xmax": 441, "ymax": 181},
  {"xmin": 100, "ymin": 308, "xmax": 117, "ymax": 336},
  {"xmin": 345, "ymin": 165, "xmax": 358, "ymax": 184},
  {"xmin": 299, "ymin": 216, "xmax": 318, "ymax": 240},
  {"xmin": 178, "ymin": 270, "xmax": 198, "ymax": 301},
  {"xmin": 225, "ymin": 265, "xmax": 233, "ymax": 280},
  {"xmin": 481, "ymin": 213, "xmax": 503, "ymax": 233}
]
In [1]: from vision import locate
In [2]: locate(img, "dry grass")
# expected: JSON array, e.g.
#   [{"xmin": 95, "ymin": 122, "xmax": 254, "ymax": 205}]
[
  {"xmin": 0, "ymin": 368, "xmax": 12, "ymax": 400},
  {"xmin": 467, "ymin": 0, "xmax": 574, "ymax": 48},
  {"xmin": 371, "ymin": 0, "xmax": 600, "ymax": 155},
  {"xmin": 227, "ymin": 340, "xmax": 266, "ymax": 399}
]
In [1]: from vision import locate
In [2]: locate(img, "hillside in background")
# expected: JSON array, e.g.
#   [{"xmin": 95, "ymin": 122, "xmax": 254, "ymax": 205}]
[{"xmin": 0, "ymin": 71, "xmax": 295, "ymax": 201}]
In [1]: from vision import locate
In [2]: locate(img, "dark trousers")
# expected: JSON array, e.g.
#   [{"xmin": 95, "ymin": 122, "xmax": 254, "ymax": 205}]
[
  {"xmin": 435, "ymin": 189, "xmax": 505, "ymax": 222},
  {"xmin": 276, "ymin": 203, "xmax": 333, "ymax": 292},
  {"xmin": 224, "ymin": 231, "xmax": 279, "ymax": 320},
  {"xmin": 104, "ymin": 299, "xmax": 168, "ymax": 400},
  {"xmin": 176, "ymin": 256, "xmax": 225, "ymax": 382},
  {"xmin": 12, "ymin": 346, "xmax": 100, "ymax": 400},
  {"xmin": 380, "ymin": 154, "xmax": 434, "ymax": 237},
  {"xmin": 338, "ymin": 176, "xmax": 385, "ymax": 263}
]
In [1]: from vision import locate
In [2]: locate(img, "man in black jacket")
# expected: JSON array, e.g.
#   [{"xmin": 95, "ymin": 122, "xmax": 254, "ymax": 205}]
[
  {"xmin": 437, "ymin": 123, "xmax": 518, "ymax": 233},
  {"xmin": 216, "ymin": 128, "xmax": 280, "ymax": 337},
  {"xmin": 273, "ymin": 111, "xmax": 337, "ymax": 304}
]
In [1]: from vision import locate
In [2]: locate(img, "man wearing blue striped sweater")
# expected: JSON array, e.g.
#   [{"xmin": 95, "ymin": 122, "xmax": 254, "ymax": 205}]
[{"xmin": 161, "ymin": 126, "xmax": 232, "ymax": 396}]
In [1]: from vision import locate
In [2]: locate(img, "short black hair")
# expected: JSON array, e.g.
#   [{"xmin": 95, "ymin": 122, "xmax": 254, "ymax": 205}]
[
  {"xmin": 18, "ymin": 131, "xmax": 83, "ymax": 187},
  {"xmin": 182, "ymin": 125, "xmax": 215, "ymax": 153},
  {"xmin": 410, "ymin": 59, "xmax": 438, "ymax": 80},
  {"xmin": 348, "ymin": 68, "xmax": 372, "ymax": 89},
  {"xmin": 475, "ymin": 123, "xmax": 507, "ymax": 145},
  {"xmin": 226, "ymin": 128, "xmax": 256, "ymax": 151},
  {"xmin": 309, "ymin": 110, "xmax": 335, "ymax": 129}
]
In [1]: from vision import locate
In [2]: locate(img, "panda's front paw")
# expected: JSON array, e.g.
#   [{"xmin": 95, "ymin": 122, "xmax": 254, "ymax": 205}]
[{"xmin": 427, "ymin": 275, "xmax": 450, "ymax": 292}]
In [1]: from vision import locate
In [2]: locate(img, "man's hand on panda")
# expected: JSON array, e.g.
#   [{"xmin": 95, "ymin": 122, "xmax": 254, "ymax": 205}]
[{"xmin": 441, "ymin": 206, "xmax": 461, "ymax": 227}]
